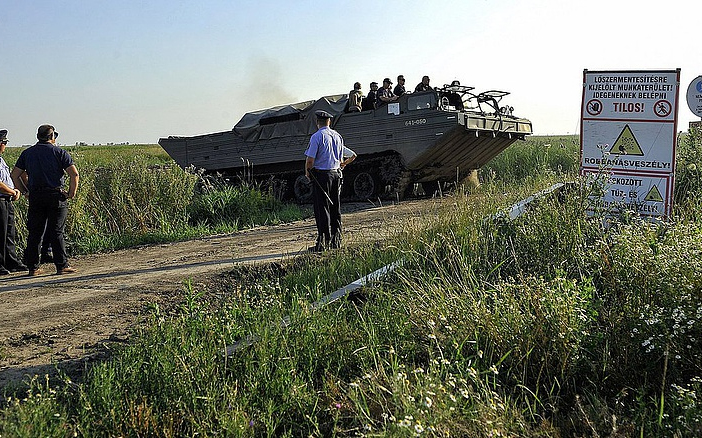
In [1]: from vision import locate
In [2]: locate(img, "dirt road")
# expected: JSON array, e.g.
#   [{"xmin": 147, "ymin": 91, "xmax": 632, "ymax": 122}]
[{"xmin": 0, "ymin": 198, "xmax": 443, "ymax": 392}]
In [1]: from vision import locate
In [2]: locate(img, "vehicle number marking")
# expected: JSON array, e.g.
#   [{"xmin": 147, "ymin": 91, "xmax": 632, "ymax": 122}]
[{"xmin": 405, "ymin": 118, "xmax": 427, "ymax": 127}]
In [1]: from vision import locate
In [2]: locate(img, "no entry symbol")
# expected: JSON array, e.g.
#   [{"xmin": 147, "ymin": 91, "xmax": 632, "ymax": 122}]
[
  {"xmin": 654, "ymin": 100, "xmax": 672, "ymax": 117},
  {"xmin": 586, "ymin": 99, "xmax": 603, "ymax": 116}
]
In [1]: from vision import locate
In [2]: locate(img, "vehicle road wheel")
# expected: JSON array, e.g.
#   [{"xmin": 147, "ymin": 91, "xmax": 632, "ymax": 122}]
[
  {"xmin": 353, "ymin": 172, "xmax": 376, "ymax": 199},
  {"xmin": 294, "ymin": 175, "xmax": 313, "ymax": 203},
  {"xmin": 422, "ymin": 181, "xmax": 439, "ymax": 197}
]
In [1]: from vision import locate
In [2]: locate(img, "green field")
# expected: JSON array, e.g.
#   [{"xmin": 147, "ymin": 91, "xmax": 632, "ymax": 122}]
[
  {"xmin": 3, "ymin": 144, "xmax": 307, "ymax": 255},
  {"xmin": 1, "ymin": 131, "xmax": 702, "ymax": 437}
]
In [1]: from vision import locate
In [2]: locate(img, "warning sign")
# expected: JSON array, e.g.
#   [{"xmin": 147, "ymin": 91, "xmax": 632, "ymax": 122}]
[
  {"xmin": 610, "ymin": 125, "xmax": 644, "ymax": 156},
  {"xmin": 583, "ymin": 170, "xmax": 672, "ymax": 218},
  {"xmin": 582, "ymin": 70, "xmax": 679, "ymax": 121},
  {"xmin": 581, "ymin": 69, "xmax": 679, "ymax": 219},
  {"xmin": 581, "ymin": 121, "xmax": 675, "ymax": 173},
  {"xmin": 586, "ymin": 99, "xmax": 603, "ymax": 116},
  {"xmin": 654, "ymin": 100, "xmax": 673, "ymax": 118},
  {"xmin": 644, "ymin": 185, "xmax": 664, "ymax": 202}
]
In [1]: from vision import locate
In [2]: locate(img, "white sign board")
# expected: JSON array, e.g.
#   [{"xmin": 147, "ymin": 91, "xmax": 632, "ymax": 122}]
[
  {"xmin": 581, "ymin": 122, "xmax": 675, "ymax": 173},
  {"xmin": 581, "ymin": 69, "xmax": 679, "ymax": 218},
  {"xmin": 687, "ymin": 75, "xmax": 702, "ymax": 118},
  {"xmin": 583, "ymin": 170, "xmax": 672, "ymax": 218}
]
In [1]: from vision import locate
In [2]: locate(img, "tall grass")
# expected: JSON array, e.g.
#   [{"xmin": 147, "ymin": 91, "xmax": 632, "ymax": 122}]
[
  {"xmin": 674, "ymin": 127, "xmax": 702, "ymax": 219},
  {"xmin": 479, "ymin": 135, "xmax": 579, "ymax": 186},
  {"xmin": 3, "ymin": 144, "xmax": 306, "ymax": 255},
  {"xmin": 3, "ymin": 133, "xmax": 702, "ymax": 436}
]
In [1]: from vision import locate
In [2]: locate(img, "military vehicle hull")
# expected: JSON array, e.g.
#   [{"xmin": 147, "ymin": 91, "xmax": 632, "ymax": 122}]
[{"xmin": 159, "ymin": 85, "xmax": 532, "ymax": 201}]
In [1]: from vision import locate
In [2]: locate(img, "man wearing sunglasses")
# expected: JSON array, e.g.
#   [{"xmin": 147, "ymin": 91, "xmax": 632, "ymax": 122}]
[
  {"xmin": 0, "ymin": 129, "xmax": 27, "ymax": 274},
  {"xmin": 11, "ymin": 124, "xmax": 80, "ymax": 276}
]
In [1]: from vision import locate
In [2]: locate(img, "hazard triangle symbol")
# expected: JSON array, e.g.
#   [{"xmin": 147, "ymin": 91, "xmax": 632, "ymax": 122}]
[
  {"xmin": 609, "ymin": 125, "xmax": 644, "ymax": 156},
  {"xmin": 644, "ymin": 185, "xmax": 664, "ymax": 202}
]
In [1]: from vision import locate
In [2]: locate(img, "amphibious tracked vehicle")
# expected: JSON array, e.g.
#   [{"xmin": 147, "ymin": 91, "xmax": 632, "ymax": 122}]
[{"xmin": 159, "ymin": 81, "xmax": 532, "ymax": 201}]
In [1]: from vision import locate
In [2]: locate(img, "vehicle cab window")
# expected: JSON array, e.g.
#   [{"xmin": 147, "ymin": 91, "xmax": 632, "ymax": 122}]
[{"xmin": 408, "ymin": 93, "xmax": 436, "ymax": 111}]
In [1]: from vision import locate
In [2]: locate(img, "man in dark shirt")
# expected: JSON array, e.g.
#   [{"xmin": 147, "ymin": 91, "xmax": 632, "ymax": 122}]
[
  {"xmin": 393, "ymin": 75, "xmax": 406, "ymax": 96},
  {"xmin": 11, "ymin": 124, "xmax": 80, "ymax": 276},
  {"xmin": 415, "ymin": 75, "xmax": 432, "ymax": 92},
  {"xmin": 363, "ymin": 81, "xmax": 379, "ymax": 111}
]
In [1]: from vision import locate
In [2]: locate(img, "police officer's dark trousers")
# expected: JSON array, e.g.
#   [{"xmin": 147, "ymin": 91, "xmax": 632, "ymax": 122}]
[
  {"xmin": 25, "ymin": 190, "xmax": 69, "ymax": 270},
  {"xmin": 0, "ymin": 198, "xmax": 23, "ymax": 269},
  {"xmin": 311, "ymin": 169, "xmax": 342, "ymax": 246}
]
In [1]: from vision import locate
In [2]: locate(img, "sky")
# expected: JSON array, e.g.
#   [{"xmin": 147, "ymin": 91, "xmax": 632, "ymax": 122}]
[{"xmin": 1, "ymin": 0, "xmax": 700, "ymax": 146}]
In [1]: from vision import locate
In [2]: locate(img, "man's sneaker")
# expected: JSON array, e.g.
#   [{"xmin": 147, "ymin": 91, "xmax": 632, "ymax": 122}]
[
  {"xmin": 0, "ymin": 268, "xmax": 10, "ymax": 275},
  {"xmin": 28, "ymin": 268, "xmax": 45, "ymax": 276},
  {"xmin": 56, "ymin": 266, "xmax": 78, "ymax": 275},
  {"xmin": 10, "ymin": 264, "xmax": 28, "ymax": 272}
]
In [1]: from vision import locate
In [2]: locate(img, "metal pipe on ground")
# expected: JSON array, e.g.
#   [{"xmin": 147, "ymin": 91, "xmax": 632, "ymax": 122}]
[{"xmin": 224, "ymin": 182, "xmax": 572, "ymax": 356}]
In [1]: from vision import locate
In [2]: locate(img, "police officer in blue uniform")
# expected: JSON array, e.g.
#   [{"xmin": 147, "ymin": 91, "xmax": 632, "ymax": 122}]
[
  {"xmin": 304, "ymin": 110, "xmax": 356, "ymax": 251},
  {"xmin": 0, "ymin": 129, "xmax": 27, "ymax": 274},
  {"xmin": 11, "ymin": 124, "xmax": 80, "ymax": 276}
]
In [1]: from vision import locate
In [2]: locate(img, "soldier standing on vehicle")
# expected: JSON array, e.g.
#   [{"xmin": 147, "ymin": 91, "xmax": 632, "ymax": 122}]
[
  {"xmin": 0, "ymin": 130, "xmax": 27, "ymax": 275},
  {"xmin": 393, "ymin": 75, "xmax": 406, "ymax": 96},
  {"xmin": 378, "ymin": 78, "xmax": 398, "ymax": 106},
  {"xmin": 304, "ymin": 110, "xmax": 356, "ymax": 251},
  {"xmin": 348, "ymin": 82, "xmax": 364, "ymax": 112},
  {"xmin": 11, "ymin": 124, "xmax": 79, "ymax": 276},
  {"xmin": 415, "ymin": 75, "xmax": 432, "ymax": 92},
  {"xmin": 363, "ymin": 81, "xmax": 379, "ymax": 111}
]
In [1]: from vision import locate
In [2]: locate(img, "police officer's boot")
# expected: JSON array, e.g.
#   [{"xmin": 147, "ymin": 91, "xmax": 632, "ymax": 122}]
[
  {"xmin": 330, "ymin": 233, "xmax": 341, "ymax": 249},
  {"xmin": 308, "ymin": 235, "xmax": 326, "ymax": 253}
]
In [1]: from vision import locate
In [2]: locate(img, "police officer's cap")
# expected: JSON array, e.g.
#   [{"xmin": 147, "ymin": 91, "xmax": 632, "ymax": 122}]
[
  {"xmin": 37, "ymin": 124, "xmax": 59, "ymax": 141},
  {"xmin": 0, "ymin": 130, "xmax": 7, "ymax": 142},
  {"xmin": 315, "ymin": 110, "xmax": 334, "ymax": 119},
  {"xmin": 370, "ymin": 81, "xmax": 378, "ymax": 86},
  {"xmin": 383, "ymin": 77, "xmax": 393, "ymax": 84}
]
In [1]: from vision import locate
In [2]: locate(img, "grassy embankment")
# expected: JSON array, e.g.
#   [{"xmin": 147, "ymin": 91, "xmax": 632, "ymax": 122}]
[
  {"xmin": 2, "ymin": 144, "xmax": 307, "ymax": 255},
  {"xmin": 2, "ymin": 132, "xmax": 702, "ymax": 437}
]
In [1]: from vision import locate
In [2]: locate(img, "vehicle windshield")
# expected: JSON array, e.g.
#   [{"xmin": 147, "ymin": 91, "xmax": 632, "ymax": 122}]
[{"xmin": 407, "ymin": 93, "xmax": 436, "ymax": 111}]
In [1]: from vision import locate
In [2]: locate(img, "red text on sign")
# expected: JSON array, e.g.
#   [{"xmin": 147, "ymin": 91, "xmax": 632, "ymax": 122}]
[{"xmin": 612, "ymin": 102, "xmax": 645, "ymax": 113}]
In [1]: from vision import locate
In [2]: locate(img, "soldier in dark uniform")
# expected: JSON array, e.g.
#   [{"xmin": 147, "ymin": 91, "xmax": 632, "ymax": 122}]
[
  {"xmin": 378, "ymin": 78, "xmax": 398, "ymax": 106},
  {"xmin": 11, "ymin": 124, "xmax": 80, "ymax": 276},
  {"xmin": 393, "ymin": 75, "xmax": 406, "ymax": 96},
  {"xmin": 415, "ymin": 75, "xmax": 432, "ymax": 92},
  {"xmin": 304, "ymin": 111, "xmax": 356, "ymax": 251},
  {"xmin": 363, "ymin": 81, "xmax": 379, "ymax": 111}
]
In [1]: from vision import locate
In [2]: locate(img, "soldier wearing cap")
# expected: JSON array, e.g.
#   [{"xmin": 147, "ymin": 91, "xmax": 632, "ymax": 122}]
[
  {"xmin": 304, "ymin": 110, "xmax": 356, "ymax": 251},
  {"xmin": 378, "ymin": 77, "xmax": 398, "ymax": 106},
  {"xmin": 0, "ymin": 129, "xmax": 27, "ymax": 274},
  {"xmin": 11, "ymin": 124, "xmax": 80, "ymax": 276}
]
